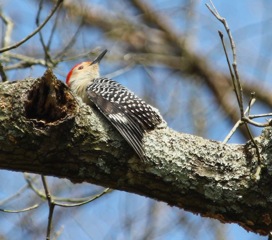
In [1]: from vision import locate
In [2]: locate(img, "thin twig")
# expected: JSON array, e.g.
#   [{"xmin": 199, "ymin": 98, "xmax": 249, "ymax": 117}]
[
  {"xmin": 52, "ymin": 226, "xmax": 64, "ymax": 240},
  {"xmin": 207, "ymin": 1, "xmax": 263, "ymax": 178},
  {"xmin": 247, "ymin": 92, "xmax": 255, "ymax": 116},
  {"xmin": 0, "ymin": 11, "xmax": 13, "ymax": 48},
  {"xmin": 206, "ymin": 1, "xmax": 244, "ymax": 116},
  {"xmin": 242, "ymin": 117, "xmax": 271, "ymax": 127},
  {"xmin": 0, "ymin": 0, "xmax": 63, "ymax": 54},
  {"xmin": 25, "ymin": 174, "xmax": 112, "ymax": 204},
  {"xmin": 55, "ymin": 20, "xmax": 84, "ymax": 60},
  {"xmin": 0, "ymin": 204, "xmax": 39, "ymax": 213},
  {"xmin": 243, "ymin": 122, "xmax": 262, "ymax": 181},
  {"xmin": 0, "ymin": 183, "xmax": 29, "ymax": 205},
  {"xmin": 55, "ymin": 188, "xmax": 112, "ymax": 207},
  {"xmin": 218, "ymin": 31, "xmax": 240, "ymax": 106},
  {"xmin": 36, "ymin": 0, "xmax": 55, "ymax": 66},
  {"xmin": 0, "ymin": 63, "xmax": 7, "ymax": 82},
  {"xmin": 47, "ymin": 6, "xmax": 61, "ymax": 51},
  {"xmin": 223, "ymin": 120, "xmax": 242, "ymax": 144},
  {"xmin": 4, "ymin": 52, "xmax": 46, "ymax": 63},
  {"xmin": 223, "ymin": 98, "xmax": 256, "ymax": 143},
  {"xmin": 36, "ymin": 0, "xmax": 50, "ymax": 62},
  {"xmin": 218, "ymin": 31, "xmax": 234, "ymax": 79},
  {"xmin": 39, "ymin": 175, "xmax": 111, "ymax": 239},
  {"xmin": 26, "ymin": 174, "xmax": 111, "ymax": 239},
  {"xmin": 233, "ymin": 63, "xmax": 244, "ymax": 116},
  {"xmin": 41, "ymin": 175, "xmax": 55, "ymax": 240},
  {"xmin": 249, "ymin": 113, "xmax": 272, "ymax": 119},
  {"xmin": 24, "ymin": 174, "xmax": 46, "ymax": 199}
]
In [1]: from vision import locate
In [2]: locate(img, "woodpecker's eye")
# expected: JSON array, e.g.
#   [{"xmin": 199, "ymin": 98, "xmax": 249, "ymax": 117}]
[{"xmin": 78, "ymin": 66, "xmax": 84, "ymax": 70}]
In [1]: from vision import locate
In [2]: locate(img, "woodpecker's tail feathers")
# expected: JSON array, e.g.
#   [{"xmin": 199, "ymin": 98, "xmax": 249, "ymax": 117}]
[{"xmin": 86, "ymin": 77, "xmax": 164, "ymax": 160}]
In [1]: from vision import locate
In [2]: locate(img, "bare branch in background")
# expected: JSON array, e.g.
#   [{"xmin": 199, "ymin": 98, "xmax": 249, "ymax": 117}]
[
  {"xmin": 206, "ymin": 1, "xmax": 264, "ymax": 179},
  {"xmin": 36, "ymin": 0, "xmax": 53, "ymax": 65},
  {"xmin": 1, "ymin": 0, "xmax": 272, "ymax": 239},
  {"xmin": 41, "ymin": 175, "xmax": 55, "ymax": 240},
  {"xmin": 206, "ymin": 1, "xmax": 244, "ymax": 115},
  {"xmin": 0, "ymin": 204, "xmax": 39, "ymax": 213},
  {"xmin": 0, "ymin": 63, "xmax": 7, "ymax": 82},
  {"xmin": 0, "ymin": 0, "xmax": 63, "ymax": 54},
  {"xmin": 223, "ymin": 98, "xmax": 256, "ymax": 144},
  {"xmin": 0, "ymin": 11, "xmax": 13, "ymax": 48}
]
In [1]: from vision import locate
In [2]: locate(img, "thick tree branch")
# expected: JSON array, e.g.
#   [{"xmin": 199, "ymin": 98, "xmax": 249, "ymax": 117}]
[{"xmin": 0, "ymin": 70, "xmax": 272, "ymax": 236}]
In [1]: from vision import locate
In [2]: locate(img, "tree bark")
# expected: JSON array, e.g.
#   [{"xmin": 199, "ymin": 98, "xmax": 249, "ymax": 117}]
[{"xmin": 0, "ymin": 69, "xmax": 272, "ymax": 236}]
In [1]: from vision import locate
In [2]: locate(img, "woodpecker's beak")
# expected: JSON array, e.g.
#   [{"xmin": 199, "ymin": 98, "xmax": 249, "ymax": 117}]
[{"xmin": 91, "ymin": 49, "xmax": 108, "ymax": 65}]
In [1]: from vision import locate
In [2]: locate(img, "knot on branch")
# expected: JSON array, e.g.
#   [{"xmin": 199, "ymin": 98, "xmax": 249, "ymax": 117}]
[{"xmin": 25, "ymin": 69, "xmax": 77, "ymax": 124}]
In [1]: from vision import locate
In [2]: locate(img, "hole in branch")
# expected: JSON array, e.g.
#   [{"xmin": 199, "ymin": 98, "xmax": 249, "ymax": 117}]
[{"xmin": 25, "ymin": 69, "xmax": 77, "ymax": 124}]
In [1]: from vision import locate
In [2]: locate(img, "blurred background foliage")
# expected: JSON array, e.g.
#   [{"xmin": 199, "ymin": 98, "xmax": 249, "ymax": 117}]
[{"xmin": 0, "ymin": 0, "xmax": 271, "ymax": 239}]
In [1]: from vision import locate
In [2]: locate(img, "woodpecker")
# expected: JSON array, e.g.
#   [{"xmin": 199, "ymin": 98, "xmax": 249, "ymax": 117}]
[{"xmin": 66, "ymin": 50, "xmax": 165, "ymax": 160}]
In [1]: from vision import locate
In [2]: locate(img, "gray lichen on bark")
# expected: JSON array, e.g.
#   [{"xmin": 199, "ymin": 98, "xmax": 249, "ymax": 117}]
[{"xmin": 0, "ymin": 69, "xmax": 272, "ymax": 235}]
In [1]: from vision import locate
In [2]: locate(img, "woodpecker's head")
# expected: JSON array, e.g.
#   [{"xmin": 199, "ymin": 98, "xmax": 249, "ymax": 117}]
[{"xmin": 66, "ymin": 50, "xmax": 107, "ymax": 103}]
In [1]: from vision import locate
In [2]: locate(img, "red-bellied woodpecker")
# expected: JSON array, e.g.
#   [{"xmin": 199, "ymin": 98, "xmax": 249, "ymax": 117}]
[{"xmin": 66, "ymin": 50, "xmax": 165, "ymax": 160}]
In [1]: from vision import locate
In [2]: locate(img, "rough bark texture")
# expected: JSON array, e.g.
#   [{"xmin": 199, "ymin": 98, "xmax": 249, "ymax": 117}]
[{"xmin": 0, "ymin": 70, "xmax": 272, "ymax": 236}]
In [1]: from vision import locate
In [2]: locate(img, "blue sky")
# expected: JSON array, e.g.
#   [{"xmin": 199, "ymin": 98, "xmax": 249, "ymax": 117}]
[{"xmin": 0, "ymin": 0, "xmax": 271, "ymax": 239}]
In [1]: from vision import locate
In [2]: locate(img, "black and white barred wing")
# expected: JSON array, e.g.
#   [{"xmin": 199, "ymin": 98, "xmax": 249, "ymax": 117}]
[{"xmin": 86, "ymin": 78, "xmax": 163, "ymax": 160}]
